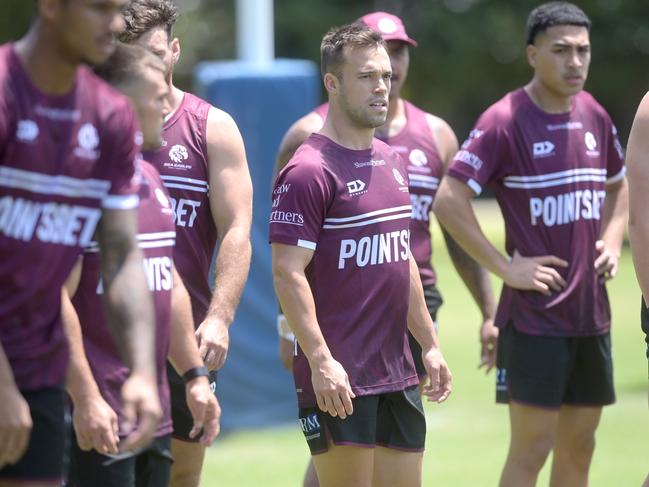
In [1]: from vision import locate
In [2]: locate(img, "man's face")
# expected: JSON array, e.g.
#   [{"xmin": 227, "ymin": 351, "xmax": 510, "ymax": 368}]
[
  {"xmin": 125, "ymin": 67, "xmax": 168, "ymax": 150},
  {"xmin": 528, "ymin": 25, "xmax": 591, "ymax": 98},
  {"xmin": 56, "ymin": 0, "xmax": 128, "ymax": 65},
  {"xmin": 131, "ymin": 26, "xmax": 178, "ymax": 85},
  {"xmin": 386, "ymin": 41, "xmax": 409, "ymax": 100},
  {"xmin": 336, "ymin": 45, "xmax": 391, "ymax": 129}
]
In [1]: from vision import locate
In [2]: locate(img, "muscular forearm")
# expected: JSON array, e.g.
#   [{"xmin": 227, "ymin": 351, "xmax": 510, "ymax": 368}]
[
  {"xmin": 273, "ymin": 269, "xmax": 331, "ymax": 366},
  {"xmin": 442, "ymin": 227, "xmax": 496, "ymax": 320},
  {"xmin": 61, "ymin": 289, "xmax": 101, "ymax": 403},
  {"xmin": 407, "ymin": 256, "xmax": 440, "ymax": 352},
  {"xmin": 434, "ymin": 180, "xmax": 509, "ymax": 280},
  {"xmin": 168, "ymin": 277, "xmax": 203, "ymax": 374},
  {"xmin": 206, "ymin": 226, "xmax": 251, "ymax": 327},
  {"xmin": 99, "ymin": 243, "xmax": 155, "ymax": 375},
  {"xmin": 600, "ymin": 180, "xmax": 628, "ymax": 253}
]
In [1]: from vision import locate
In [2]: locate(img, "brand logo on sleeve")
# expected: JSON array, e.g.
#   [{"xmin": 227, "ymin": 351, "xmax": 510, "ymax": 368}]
[
  {"xmin": 346, "ymin": 179, "xmax": 366, "ymax": 196},
  {"xmin": 532, "ymin": 141, "xmax": 555, "ymax": 158},
  {"xmin": 460, "ymin": 129, "xmax": 484, "ymax": 149},
  {"xmin": 16, "ymin": 120, "xmax": 39, "ymax": 142},
  {"xmin": 392, "ymin": 169, "xmax": 405, "ymax": 186},
  {"xmin": 455, "ymin": 150, "xmax": 484, "ymax": 170}
]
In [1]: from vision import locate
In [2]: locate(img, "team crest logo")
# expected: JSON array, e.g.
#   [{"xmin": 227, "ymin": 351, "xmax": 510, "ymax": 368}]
[
  {"xmin": 585, "ymin": 131, "xmax": 600, "ymax": 157},
  {"xmin": 169, "ymin": 144, "xmax": 189, "ymax": 163},
  {"xmin": 393, "ymin": 168, "xmax": 405, "ymax": 186},
  {"xmin": 16, "ymin": 120, "xmax": 39, "ymax": 142},
  {"xmin": 74, "ymin": 123, "xmax": 100, "ymax": 160},
  {"xmin": 409, "ymin": 149, "xmax": 428, "ymax": 167},
  {"xmin": 377, "ymin": 18, "xmax": 398, "ymax": 34}
]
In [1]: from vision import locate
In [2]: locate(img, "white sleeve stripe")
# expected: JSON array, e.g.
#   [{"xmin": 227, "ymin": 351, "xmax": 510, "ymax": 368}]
[
  {"xmin": 467, "ymin": 178, "xmax": 482, "ymax": 195},
  {"xmin": 606, "ymin": 166, "xmax": 626, "ymax": 185},
  {"xmin": 297, "ymin": 239, "xmax": 317, "ymax": 250},
  {"xmin": 102, "ymin": 194, "xmax": 139, "ymax": 210}
]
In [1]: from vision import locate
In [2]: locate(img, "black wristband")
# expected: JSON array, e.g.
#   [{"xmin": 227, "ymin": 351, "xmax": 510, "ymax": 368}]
[{"xmin": 182, "ymin": 366, "xmax": 209, "ymax": 384}]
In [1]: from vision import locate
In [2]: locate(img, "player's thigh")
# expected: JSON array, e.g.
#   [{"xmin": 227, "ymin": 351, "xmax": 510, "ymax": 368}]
[
  {"xmin": 508, "ymin": 401, "xmax": 559, "ymax": 451},
  {"xmin": 312, "ymin": 443, "xmax": 373, "ymax": 487},
  {"xmin": 372, "ymin": 447, "xmax": 423, "ymax": 487},
  {"xmin": 0, "ymin": 388, "xmax": 67, "ymax": 486},
  {"xmin": 135, "ymin": 435, "xmax": 173, "ymax": 487},
  {"xmin": 170, "ymin": 438, "xmax": 205, "ymax": 478},
  {"xmin": 554, "ymin": 405, "xmax": 602, "ymax": 450},
  {"xmin": 564, "ymin": 333, "xmax": 615, "ymax": 407}
]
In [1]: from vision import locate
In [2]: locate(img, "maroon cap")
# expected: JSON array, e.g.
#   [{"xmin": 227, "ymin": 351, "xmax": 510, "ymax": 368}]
[{"xmin": 359, "ymin": 11, "xmax": 418, "ymax": 47}]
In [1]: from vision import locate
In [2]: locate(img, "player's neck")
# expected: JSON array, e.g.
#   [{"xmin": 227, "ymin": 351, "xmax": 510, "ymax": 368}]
[
  {"xmin": 375, "ymin": 97, "xmax": 405, "ymax": 139},
  {"xmin": 14, "ymin": 26, "xmax": 78, "ymax": 95},
  {"xmin": 320, "ymin": 105, "xmax": 374, "ymax": 150},
  {"xmin": 525, "ymin": 80, "xmax": 573, "ymax": 114},
  {"xmin": 164, "ymin": 84, "xmax": 185, "ymax": 121}
]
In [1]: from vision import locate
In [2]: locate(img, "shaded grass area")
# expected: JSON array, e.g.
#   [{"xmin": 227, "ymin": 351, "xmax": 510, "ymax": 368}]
[{"xmin": 204, "ymin": 201, "xmax": 647, "ymax": 486}]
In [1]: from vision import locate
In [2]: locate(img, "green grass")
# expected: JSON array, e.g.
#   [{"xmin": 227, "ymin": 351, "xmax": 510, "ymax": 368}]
[{"xmin": 203, "ymin": 201, "xmax": 648, "ymax": 486}]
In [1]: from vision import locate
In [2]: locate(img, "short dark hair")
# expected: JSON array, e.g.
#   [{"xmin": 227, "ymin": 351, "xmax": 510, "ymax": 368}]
[
  {"xmin": 320, "ymin": 22, "xmax": 385, "ymax": 79},
  {"xmin": 526, "ymin": 2, "xmax": 591, "ymax": 45},
  {"xmin": 94, "ymin": 43, "xmax": 165, "ymax": 87},
  {"xmin": 119, "ymin": 0, "xmax": 179, "ymax": 43}
]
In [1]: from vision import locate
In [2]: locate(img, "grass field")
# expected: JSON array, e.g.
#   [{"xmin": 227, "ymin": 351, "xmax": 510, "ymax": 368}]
[{"xmin": 203, "ymin": 201, "xmax": 647, "ymax": 486}]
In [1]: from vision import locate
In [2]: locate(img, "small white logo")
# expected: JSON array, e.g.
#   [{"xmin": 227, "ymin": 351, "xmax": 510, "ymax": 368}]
[
  {"xmin": 377, "ymin": 18, "xmax": 398, "ymax": 34},
  {"xmin": 533, "ymin": 141, "xmax": 555, "ymax": 158},
  {"xmin": 409, "ymin": 149, "xmax": 428, "ymax": 167},
  {"xmin": 16, "ymin": 120, "xmax": 38, "ymax": 142},
  {"xmin": 461, "ymin": 129, "xmax": 484, "ymax": 149},
  {"xmin": 585, "ymin": 131, "xmax": 597, "ymax": 151},
  {"xmin": 134, "ymin": 131, "xmax": 143, "ymax": 147},
  {"xmin": 78, "ymin": 123, "xmax": 99, "ymax": 150},
  {"xmin": 346, "ymin": 179, "xmax": 366, "ymax": 196},
  {"xmin": 393, "ymin": 168, "xmax": 406, "ymax": 186},
  {"xmin": 155, "ymin": 188, "xmax": 170, "ymax": 208},
  {"xmin": 74, "ymin": 123, "xmax": 100, "ymax": 160},
  {"xmin": 169, "ymin": 144, "xmax": 189, "ymax": 163}
]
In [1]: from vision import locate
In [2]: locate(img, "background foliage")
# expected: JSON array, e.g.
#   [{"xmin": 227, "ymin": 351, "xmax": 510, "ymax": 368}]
[{"xmin": 3, "ymin": 1, "xmax": 648, "ymax": 143}]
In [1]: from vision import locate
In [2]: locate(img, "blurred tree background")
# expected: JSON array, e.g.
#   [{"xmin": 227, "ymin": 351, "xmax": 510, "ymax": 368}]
[{"xmin": 3, "ymin": 0, "xmax": 648, "ymax": 142}]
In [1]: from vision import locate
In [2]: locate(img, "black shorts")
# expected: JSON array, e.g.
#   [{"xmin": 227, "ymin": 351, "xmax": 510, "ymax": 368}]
[
  {"xmin": 298, "ymin": 386, "xmax": 425, "ymax": 455},
  {"xmin": 68, "ymin": 434, "xmax": 172, "ymax": 487},
  {"xmin": 641, "ymin": 297, "xmax": 649, "ymax": 361},
  {"xmin": 495, "ymin": 324, "xmax": 615, "ymax": 409},
  {"xmin": 167, "ymin": 362, "xmax": 218, "ymax": 442},
  {"xmin": 409, "ymin": 284, "xmax": 443, "ymax": 378},
  {"xmin": 0, "ymin": 387, "xmax": 68, "ymax": 483}
]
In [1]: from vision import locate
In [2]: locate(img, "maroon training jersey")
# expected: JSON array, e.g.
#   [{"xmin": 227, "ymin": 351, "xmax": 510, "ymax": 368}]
[
  {"xmin": 143, "ymin": 92, "xmax": 215, "ymax": 328},
  {"xmin": 448, "ymin": 88, "xmax": 625, "ymax": 336},
  {"xmin": 0, "ymin": 44, "xmax": 141, "ymax": 391},
  {"xmin": 269, "ymin": 134, "xmax": 419, "ymax": 407},
  {"xmin": 310, "ymin": 102, "xmax": 444, "ymax": 285},
  {"xmin": 72, "ymin": 161, "xmax": 174, "ymax": 437}
]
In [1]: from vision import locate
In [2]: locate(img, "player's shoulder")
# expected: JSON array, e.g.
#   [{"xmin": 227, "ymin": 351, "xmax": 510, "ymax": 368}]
[
  {"xmin": 285, "ymin": 111, "xmax": 326, "ymax": 145},
  {"xmin": 574, "ymin": 90, "xmax": 613, "ymax": 121},
  {"xmin": 477, "ymin": 89, "xmax": 520, "ymax": 127}
]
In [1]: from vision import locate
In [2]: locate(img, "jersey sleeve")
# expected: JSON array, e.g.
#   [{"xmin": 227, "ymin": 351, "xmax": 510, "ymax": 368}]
[
  {"xmin": 604, "ymin": 119, "xmax": 626, "ymax": 185},
  {"xmin": 446, "ymin": 120, "xmax": 510, "ymax": 196},
  {"xmin": 269, "ymin": 159, "xmax": 330, "ymax": 251},
  {"xmin": 101, "ymin": 98, "xmax": 142, "ymax": 210}
]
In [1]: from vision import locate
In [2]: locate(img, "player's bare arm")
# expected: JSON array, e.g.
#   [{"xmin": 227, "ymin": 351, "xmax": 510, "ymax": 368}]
[
  {"xmin": 168, "ymin": 266, "xmax": 221, "ymax": 445},
  {"xmin": 0, "ymin": 343, "xmax": 31, "ymax": 469},
  {"xmin": 595, "ymin": 177, "xmax": 627, "ymax": 280},
  {"xmin": 434, "ymin": 176, "xmax": 569, "ymax": 296},
  {"xmin": 628, "ymin": 93, "xmax": 649, "ymax": 301},
  {"xmin": 275, "ymin": 112, "xmax": 325, "ymax": 178},
  {"xmin": 62, "ymin": 259, "xmax": 119, "ymax": 455},
  {"xmin": 272, "ymin": 243, "xmax": 355, "ymax": 419},
  {"xmin": 429, "ymin": 114, "xmax": 499, "ymax": 371},
  {"xmin": 406, "ymin": 255, "xmax": 452, "ymax": 403},
  {"xmin": 97, "ymin": 207, "xmax": 161, "ymax": 452},
  {"xmin": 196, "ymin": 107, "xmax": 252, "ymax": 372}
]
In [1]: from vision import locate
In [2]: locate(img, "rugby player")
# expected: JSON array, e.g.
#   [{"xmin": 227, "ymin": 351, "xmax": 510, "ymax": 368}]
[
  {"xmin": 434, "ymin": 3, "xmax": 627, "ymax": 486},
  {"xmin": 0, "ymin": 1, "xmax": 162, "ymax": 484},
  {"xmin": 271, "ymin": 23, "xmax": 452, "ymax": 487},
  {"xmin": 626, "ymin": 91, "xmax": 649, "ymax": 487},
  {"xmin": 62, "ymin": 43, "xmax": 220, "ymax": 487},
  {"xmin": 119, "ymin": 1, "xmax": 253, "ymax": 485},
  {"xmin": 274, "ymin": 12, "xmax": 496, "ymax": 486}
]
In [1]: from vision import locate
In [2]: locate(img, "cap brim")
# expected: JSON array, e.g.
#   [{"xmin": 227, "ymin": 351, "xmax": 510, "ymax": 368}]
[{"xmin": 382, "ymin": 35, "xmax": 418, "ymax": 47}]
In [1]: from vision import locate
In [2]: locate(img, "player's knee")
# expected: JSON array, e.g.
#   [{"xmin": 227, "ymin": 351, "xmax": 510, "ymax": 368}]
[
  {"xmin": 559, "ymin": 432, "xmax": 596, "ymax": 470},
  {"xmin": 513, "ymin": 431, "xmax": 554, "ymax": 470}
]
